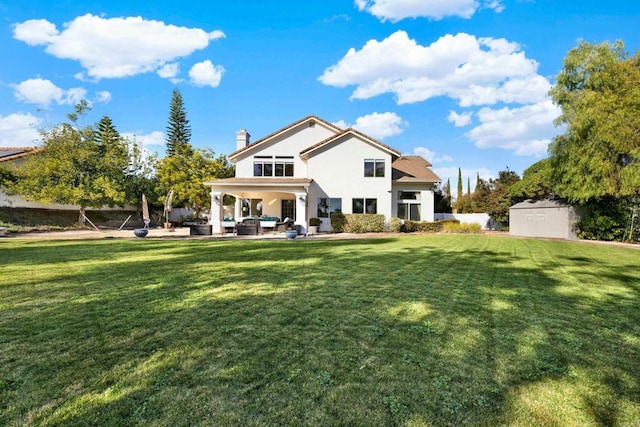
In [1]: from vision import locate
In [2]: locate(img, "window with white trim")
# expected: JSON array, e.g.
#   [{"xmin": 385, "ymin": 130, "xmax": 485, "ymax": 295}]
[
  {"xmin": 364, "ymin": 159, "xmax": 385, "ymax": 177},
  {"xmin": 317, "ymin": 198, "xmax": 342, "ymax": 218},
  {"xmin": 397, "ymin": 191, "xmax": 421, "ymax": 221},
  {"xmin": 353, "ymin": 198, "xmax": 377, "ymax": 214},
  {"xmin": 254, "ymin": 155, "xmax": 294, "ymax": 177}
]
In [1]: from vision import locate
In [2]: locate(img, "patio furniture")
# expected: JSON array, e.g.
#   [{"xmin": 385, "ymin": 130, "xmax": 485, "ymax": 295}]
[
  {"xmin": 236, "ymin": 224, "xmax": 258, "ymax": 235},
  {"xmin": 260, "ymin": 220, "xmax": 277, "ymax": 234},
  {"xmin": 220, "ymin": 220, "xmax": 236, "ymax": 235}
]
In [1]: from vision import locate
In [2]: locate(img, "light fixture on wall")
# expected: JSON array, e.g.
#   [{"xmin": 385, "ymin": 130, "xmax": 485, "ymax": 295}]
[
  {"xmin": 213, "ymin": 194, "xmax": 220, "ymax": 201},
  {"xmin": 298, "ymin": 195, "xmax": 306, "ymax": 203}
]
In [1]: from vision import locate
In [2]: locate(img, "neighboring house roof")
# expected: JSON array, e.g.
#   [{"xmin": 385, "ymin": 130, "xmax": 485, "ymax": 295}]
[
  {"xmin": 300, "ymin": 128, "xmax": 401, "ymax": 158},
  {"xmin": 0, "ymin": 147, "xmax": 43, "ymax": 163},
  {"xmin": 204, "ymin": 177, "xmax": 313, "ymax": 186},
  {"xmin": 229, "ymin": 115, "xmax": 342, "ymax": 160},
  {"xmin": 511, "ymin": 199, "xmax": 573, "ymax": 209},
  {"xmin": 391, "ymin": 156, "xmax": 441, "ymax": 183}
]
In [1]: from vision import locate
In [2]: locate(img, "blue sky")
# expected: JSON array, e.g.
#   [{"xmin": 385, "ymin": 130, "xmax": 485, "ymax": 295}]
[{"xmin": 1, "ymin": 0, "xmax": 639, "ymax": 194}]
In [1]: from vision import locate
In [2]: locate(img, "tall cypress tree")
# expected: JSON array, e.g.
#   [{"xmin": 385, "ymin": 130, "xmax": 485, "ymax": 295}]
[
  {"xmin": 457, "ymin": 168, "xmax": 463, "ymax": 203},
  {"xmin": 166, "ymin": 89, "xmax": 191, "ymax": 156}
]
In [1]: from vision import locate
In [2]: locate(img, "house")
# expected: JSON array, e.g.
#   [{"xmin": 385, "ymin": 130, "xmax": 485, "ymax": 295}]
[
  {"xmin": 509, "ymin": 199, "xmax": 584, "ymax": 240},
  {"xmin": 205, "ymin": 115, "xmax": 441, "ymax": 233}
]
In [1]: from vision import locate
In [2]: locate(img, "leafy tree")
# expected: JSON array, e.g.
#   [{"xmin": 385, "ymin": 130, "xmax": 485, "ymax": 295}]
[
  {"xmin": 434, "ymin": 180, "xmax": 452, "ymax": 213},
  {"xmin": 7, "ymin": 104, "xmax": 130, "ymax": 223},
  {"xmin": 476, "ymin": 169, "xmax": 520, "ymax": 226},
  {"xmin": 548, "ymin": 40, "xmax": 640, "ymax": 202},
  {"xmin": 473, "ymin": 177, "xmax": 492, "ymax": 213},
  {"xmin": 156, "ymin": 145, "xmax": 234, "ymax": 218},
  {"xmin": 509, "ymin": 158, "xmax": 555, "ymax": 201},
  {"xmin": 165, "ymin": 89, "xmax": 192, "ymax": 157},
  {"xmin": 124, "ymin": 136, "xmax": 159, "ymax": 212}
]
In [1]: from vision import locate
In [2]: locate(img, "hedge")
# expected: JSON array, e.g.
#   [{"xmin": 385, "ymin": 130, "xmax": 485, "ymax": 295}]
[{"xmin": 404, "ymin": 219, "xmax": 459, "ymax": 233}]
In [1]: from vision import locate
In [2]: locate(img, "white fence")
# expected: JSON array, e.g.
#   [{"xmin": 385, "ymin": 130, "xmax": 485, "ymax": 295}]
[{"xmin": 434, "ymin": 213, "xmax": 497, "ymax": 230}]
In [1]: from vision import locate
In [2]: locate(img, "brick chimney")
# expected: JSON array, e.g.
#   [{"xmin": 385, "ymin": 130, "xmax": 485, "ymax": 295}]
[{"xmin": 236, "ymin": 129, "xmax": 250, "ymax": 150}]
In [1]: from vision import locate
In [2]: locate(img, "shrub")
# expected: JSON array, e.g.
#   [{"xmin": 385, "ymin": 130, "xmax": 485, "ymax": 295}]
[
  {"xmin": 388, "ymin": 217, "xmax": 403, "ymax": 233},
  {"xmin": 404, "ymin": 219, "xmax": 459, "ymax": 233},
  {"xmin": 330, "ymin": 212, "xmax": 346, "ymax": 233},
  {"xmin": 309, "ymin": 217, "xmax": 321, "ymax": 226},
  {"xmin": 442, "ymin": 222, "xmax": 482, "ymax": 234},
  {"xmin": 576, "ymin": 197, "xmax": 629, "ymax": 241},
  {"xmin": 343, "ymin": 214, "xmax": 385, "ymax": 233}
]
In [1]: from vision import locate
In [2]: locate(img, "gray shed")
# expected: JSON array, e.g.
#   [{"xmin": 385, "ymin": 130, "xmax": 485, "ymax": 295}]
[{"xmin": 509, "ymin": 199, "xmax": 583, "ymax": 240}]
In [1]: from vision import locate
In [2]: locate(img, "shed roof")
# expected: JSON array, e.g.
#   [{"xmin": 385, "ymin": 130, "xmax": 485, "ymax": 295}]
[{"xmin": 510, "ymin": 199, "xmax": 573, "ymax": 210}]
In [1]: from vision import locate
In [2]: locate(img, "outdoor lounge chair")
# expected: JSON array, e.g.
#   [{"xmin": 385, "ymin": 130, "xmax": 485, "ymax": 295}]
[{"xmin": 220, "ymin": 220, "xmax": 236, "ymax": 235}]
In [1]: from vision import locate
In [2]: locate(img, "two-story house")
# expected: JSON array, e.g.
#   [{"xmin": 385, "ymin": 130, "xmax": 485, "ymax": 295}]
[{"xmin": 205, "ymin": 115, "xmax": 441, "ymax": 233}]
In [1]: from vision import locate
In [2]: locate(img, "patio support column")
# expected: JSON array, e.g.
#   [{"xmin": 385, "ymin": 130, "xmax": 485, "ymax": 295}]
[
  {"xmin": 294, "ymin": 192, "xmax": 307, "ymax": 234},
  {"xmin": 210, "ymin": 191, "xmax": 222, "ymax": 233},
  {"xmin": 234, "ymin": 197, "xmax": 243, "ymax": 220}
]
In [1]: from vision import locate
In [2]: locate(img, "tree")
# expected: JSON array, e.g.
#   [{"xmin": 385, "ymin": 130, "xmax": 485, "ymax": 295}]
[
  {"xmin": 456, "ymin": 168, "xmax": 463, "ymax": 206},
  {"xmin": 548, "ymin": 40, "xmax": 640, "ymax": 202},
  {"xmin": 156, "ymin": 145, "xmax": 234, "ymax": 218},
  {"xmin": 165, "ymin": 89, "xmax": 192, "ymax": 157},
  {"xmin": 475, "ymin": 169, "xmax": 520, "ymax": 226},
  {"xmin": 434, "ymin": 180, "xmax": 452, "ymax": 213},
  {"xmin": 7, "ymin": 104, "xmax": 130, "ymax": 223},
  {"xmin": 509, "ymin": 158, "xmax": 555, "ymax": 201}
]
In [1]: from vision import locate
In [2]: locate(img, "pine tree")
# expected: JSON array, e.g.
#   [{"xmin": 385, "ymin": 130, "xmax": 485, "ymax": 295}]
[{"xmin": 166, "ymin": 89, "xmax": 191, "ymax": 156}]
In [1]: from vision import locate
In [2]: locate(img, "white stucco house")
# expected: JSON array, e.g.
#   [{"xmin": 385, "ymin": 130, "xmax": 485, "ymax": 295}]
[{"xmin": 205, "ymin": 115, "xmax": 441, "ymax": 234}]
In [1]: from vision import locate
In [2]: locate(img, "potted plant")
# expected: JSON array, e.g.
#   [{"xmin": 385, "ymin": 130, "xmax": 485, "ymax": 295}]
[
  {"xmin": 308, "ymin": 217, "xmax": 320, "ymax": 235},
  {"xmin": 285, "ymin": 227, "xmax": 298, "ymax": 239}
]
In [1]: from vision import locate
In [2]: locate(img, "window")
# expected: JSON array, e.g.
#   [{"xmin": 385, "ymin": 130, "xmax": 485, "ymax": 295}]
[
  {"xmin": 352, "ymin": 198, "xmax": 377, "ymax": 214},
  {"xmin": 364, "ymin": 159, "xmax": 385, "ymax": 177},
  {"xmin": 282, "ymin": 199, "xmax": 295, "ymax": 220},
  {"xmin": 397, "ymin": 203, "xmax": 421, "ymax": 221},
  {"xmin": 254, "ymin": 156, "xmax": 294, "ymax": 177},
  {"xmin": 317, "ymin": 198, "xmax": 342, "ymax": 218},
  {"xmin": 398, "ymin": 191, "xmax": 419, "ymax": 200}
]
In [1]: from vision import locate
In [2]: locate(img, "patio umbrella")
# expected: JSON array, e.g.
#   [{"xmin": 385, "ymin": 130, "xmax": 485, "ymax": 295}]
[{"xmin": 142, "ymin": 193, "xmax": 150, "ymax": 228}]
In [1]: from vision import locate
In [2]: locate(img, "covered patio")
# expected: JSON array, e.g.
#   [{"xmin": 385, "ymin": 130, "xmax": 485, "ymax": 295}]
[{"xmin": 205, "ymin": 178, "xmax": 312, "ymax": 234}]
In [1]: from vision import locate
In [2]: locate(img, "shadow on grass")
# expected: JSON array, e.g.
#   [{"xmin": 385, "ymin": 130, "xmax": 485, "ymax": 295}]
[{"xmin": 1, "ymin": 235, "xmax": 639, "ymax": 425}]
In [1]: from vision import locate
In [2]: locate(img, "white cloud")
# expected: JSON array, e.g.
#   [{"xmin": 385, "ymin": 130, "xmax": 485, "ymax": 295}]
[
  {"xmin": 122, "ymin": 130, "xmax": 165, "ymax": 147},
  {"xmin": 95, "ymin": 91, "xmax": 112, "ymax": 103},
  {"xmin": 412, "ymin": 147, "xmax": 453, "ymax": 163},
  {"xmin": 465, "ymin": 100, "xmax": 561, "ymax": 156},
  {"xmin": 355, "ymin": 0, "xmax": 504, "ymax": 22},
  {"xmin": 12, "ymin": 78, "xmax": 111, "ymax": 108},
  {"xmin": 335, "ymin": 112, "xmax": 407, "ymax": 139},
  {"xmin": 12, "ymin": 14, "xmax": 225, "ymax": 80},
  {"xmin": 319, "ymin": 31, "xmax": 549, "ymax": 106},
  {"xmin": 11, "ymin": 78, "xmax": 88, "ymax": 107},
  {"xmin": 157, "ymin": 63, "xmax": 179, "ymax": 79},
  {"xmin": 447, "ymin": 110, "xmax": 472, "ymax": 127},
  {"xmin": 0, "ymin": 112, "xmax": 41, "ymax": 147},
  {"xmin": 188, "ymin": 60, "xmax": 225, "ymax": 87}
]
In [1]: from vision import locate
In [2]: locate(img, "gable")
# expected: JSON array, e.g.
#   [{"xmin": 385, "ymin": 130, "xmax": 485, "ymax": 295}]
[
  {"xmin": 229, "ymin": 115, "xmax": 341, "ymax": 161},
  {"xmin": 300, "ymin": 128, "xmax": 400, "ymax": 159}
]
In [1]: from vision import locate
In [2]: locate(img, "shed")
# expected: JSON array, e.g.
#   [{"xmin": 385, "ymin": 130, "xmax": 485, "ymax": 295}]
[{"xmin": 509, "ymin": 199, "xmax": 583, "ymax": 240}]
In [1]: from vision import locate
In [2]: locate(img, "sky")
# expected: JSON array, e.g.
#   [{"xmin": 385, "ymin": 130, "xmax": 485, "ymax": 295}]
[{"xmin": 1, "ymin": 0, "xmax": 639, "ymax": 193}]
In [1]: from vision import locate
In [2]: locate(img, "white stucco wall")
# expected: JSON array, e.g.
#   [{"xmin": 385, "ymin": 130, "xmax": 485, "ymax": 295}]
[
  {"xmin": 234, "ymin": 124, "xmax": 336, "ymax": 178},
  {"xmin": 306, "ymin": 135, "xmax": 393, "ymax": 229}
]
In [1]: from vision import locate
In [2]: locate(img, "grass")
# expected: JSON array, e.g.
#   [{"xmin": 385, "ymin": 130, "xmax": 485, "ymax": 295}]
[{"xmin": 0, "ymin": 234, "xmax": 639, "ymax": 426}]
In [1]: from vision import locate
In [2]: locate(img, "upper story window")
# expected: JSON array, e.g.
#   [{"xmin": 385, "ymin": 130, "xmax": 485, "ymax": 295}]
[
  {"xmin": 254, "ymin": 155, "xmax": 294, "ymax": 177},
  {"xmin": 364, "ymin": 159, "xmax": 385, "ymax": 177}
]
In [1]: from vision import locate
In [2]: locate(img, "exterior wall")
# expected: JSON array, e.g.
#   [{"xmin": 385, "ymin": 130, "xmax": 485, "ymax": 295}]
[
  {"xmin": 391, "ymin": 184, "xmax": 436, "ymax": 222},
  {"xmin": 434, "ymin": 213, "xmax": 494, "ymax": 229},
  {"xmin": 234, "ymin": 125, "xmax": 336, "ymax": 178},
  {"xmin": 306, "ymin": 135, "xmax": 393, "ymax": 230},
  {"xmin": 509, "ymin": 206, "xmax": 577, "ymax": 239}
]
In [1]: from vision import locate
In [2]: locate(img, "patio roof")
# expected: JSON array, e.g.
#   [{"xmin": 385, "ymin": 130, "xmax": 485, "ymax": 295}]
[{"xmin": 204, "ymin": 177, "xmax": 313, "ymax": 187}]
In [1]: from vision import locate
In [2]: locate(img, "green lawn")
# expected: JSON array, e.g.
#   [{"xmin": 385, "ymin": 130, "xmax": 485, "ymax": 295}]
[{"xmin": 1, "ymin": 235, "xmax": 639, "ymax": 426}]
